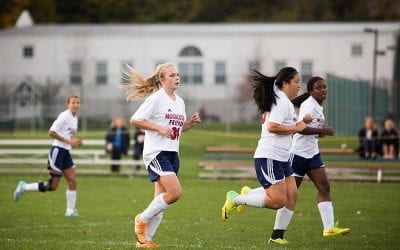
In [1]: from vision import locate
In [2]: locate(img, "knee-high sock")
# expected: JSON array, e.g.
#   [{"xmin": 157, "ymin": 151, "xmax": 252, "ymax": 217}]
[
  {"xmin": 274, "ymin": 207, "xmax": 294, "ymax": 230},
  {"xmin": 24, "ymin": 183, "xmax": 38, "ymax": 191},
  {"xmin": 248, "ymin": 186, "xmax": 264, "ymax": 195},
  {"xmin": 140, "ymin": 193, "xmax": 168, "ymax": 222},
  {"xmin": 66, "ymin": 190, "xmax": 77, "ymax": 212},
  {"xmin": 146, "ymin": 212, "xmax": 163, "ymax": 241},
  {"xmin": 318, "ymin": 201, "xmax": 334, "ymax": 230},
  {"xmin": 234, "ymin": 193, "xmax": 265, "ymax": 208}
]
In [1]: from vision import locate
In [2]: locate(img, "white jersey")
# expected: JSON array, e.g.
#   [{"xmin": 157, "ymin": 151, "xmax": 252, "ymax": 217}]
[
  {"xmin": 49, "ymin": 109, "xmax": 78, "ymax": 151},
  {"xmin": 131, "ymin": 88, "xmax": 186, "ymax": 167},
  {"xmin": 254, "ymin": 90, "xmax": 297, "ymax": 161},
  {"xmin": 291, "ymin": 96, "xmax": 324, "ymax": 158}
]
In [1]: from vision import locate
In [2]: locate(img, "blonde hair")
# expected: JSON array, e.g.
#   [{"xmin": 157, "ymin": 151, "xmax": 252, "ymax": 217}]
[
  {"xmin": 384, "ymin": 119, "xmax": 394, "ymax": 130},
  {"xmin": 121, "ymin": 63, "xmax": 175, "ymax": 101}
]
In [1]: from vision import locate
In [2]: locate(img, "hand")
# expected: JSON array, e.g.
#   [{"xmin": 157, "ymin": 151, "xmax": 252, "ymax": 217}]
[
  {"xmin": 158, "ymin": 126, "xmax": 173, "ymax": 138},
  {"xmin": 70, "ymin": 137, "xmax": 83, "ymax": 147},
  {"xmin": 322, "ymin": 127, "xmax": 336, "ymax": 136},
  {"xmin": 106, "ymin": 142, "xmax": 113, "ymax": 151},
  {"xmin": 303, "ymin": 113, "xmax": 313, "ymax": 124},
  {"xmin": 295, "ymin": 121, "xmax": 307, "ymax": 133},
  {"xmin": 189, "ymin": 112, "xmax": 202, "ymax": 126}
]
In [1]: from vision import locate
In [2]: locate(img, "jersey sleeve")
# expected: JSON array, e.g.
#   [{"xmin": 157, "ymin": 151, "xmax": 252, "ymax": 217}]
[
  {"xmin": 298, "ymin": 101, "xmax": 312, "ymax": 121},
  {"xmin": 268, "ymin": 98, "xmax": 288, "ymax": 124},
  {"xmin": 49, "ymin": 112, "xmax": 67, "ymax": 134},
  {"xmin": 131, "ymin": 95, "xmax": 157, "ymax": 121}
]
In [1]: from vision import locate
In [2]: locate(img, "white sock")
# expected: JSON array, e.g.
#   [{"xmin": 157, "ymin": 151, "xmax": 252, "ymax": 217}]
[
  {"xmin": 318, "ymin": 201, "xmax": 334, "ymax": 230},
  {"xmin": 146, "ymin": 212, "xmax": 163, "ymax": 241},
  {"xmin": 140, "ymin": 193, "xmax": 169, "ymax": 222},
  {"xmin": 24, "ymin": 183, "xmax": 39, "ymax": 191},
  {"xmin": 234, "ymin": 193, "xmax": 265, "ymax": 208},
  {"xmin": 248, "ymin": 187, "xmax": 264, "ymax": 194},
  {"xmin": 66, "ymin": 190, "xmax": 77, "ymax": 213},
  {"xmin": 273, "ymin": 207, "xmax": 294, "ymax": 230}
]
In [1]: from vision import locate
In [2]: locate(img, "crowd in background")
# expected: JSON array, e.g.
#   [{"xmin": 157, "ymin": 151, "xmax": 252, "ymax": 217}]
[{"xmin": 358, "ymin": 116, "xmax": 399, "ymax": 160}]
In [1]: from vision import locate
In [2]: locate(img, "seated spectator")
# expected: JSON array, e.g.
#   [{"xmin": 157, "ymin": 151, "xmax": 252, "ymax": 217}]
[
  {"xmin": 358, "ymin": 116, "xmax": 378, "ymax": 159},
  {"xmin": 381, "ymin": 119, "xmax": 399, "ymax": 160}
]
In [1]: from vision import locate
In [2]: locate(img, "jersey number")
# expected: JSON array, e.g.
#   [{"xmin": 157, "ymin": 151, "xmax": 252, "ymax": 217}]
[{"xmin": 171, "ymin": 127, "xmax": 180, "ymax": 140}]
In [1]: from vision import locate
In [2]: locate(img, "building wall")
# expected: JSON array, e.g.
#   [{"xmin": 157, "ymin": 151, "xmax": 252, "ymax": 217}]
[{"xmin": 0, "ymin": 23, "xmax": 399, "ymax": 123}]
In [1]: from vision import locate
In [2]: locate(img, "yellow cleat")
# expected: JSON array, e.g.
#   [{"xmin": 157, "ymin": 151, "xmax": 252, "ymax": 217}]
[
  {"xmin": 323, "ymin": 222, "xmax": 350, "ymax": 237},
  {"xmin": 221, "ymin": 191, "xmax": 239, "ymax": 221},
  {"xmin": 237, "ymin": 186, "xmax": 251, "ymax": 213},
  {"xmin": 267, "ymin": 238, "xmax": 290, "ymax": 245}
]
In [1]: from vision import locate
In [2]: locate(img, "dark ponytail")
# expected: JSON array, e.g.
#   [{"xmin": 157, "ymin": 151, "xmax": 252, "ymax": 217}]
[
  {"xmin": 251, "ymin": 67, "xmax": 299, "ymax": 113},
  {"xmin": 250, "ymin": 70, "xmax": 277, "ymax": 113}
]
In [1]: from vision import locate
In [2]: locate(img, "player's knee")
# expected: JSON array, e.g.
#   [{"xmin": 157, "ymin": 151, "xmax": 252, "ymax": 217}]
[
  {"xmin": 38, "ymin": 177, "xmax": 56, "ymax": 192},
  {"xmin": 165, "ymin": 188, "xmax": 182, "ymax": 204},
  {"xmin": 269, "ymin": 196, "xmax": 286, "ymax": 209}
]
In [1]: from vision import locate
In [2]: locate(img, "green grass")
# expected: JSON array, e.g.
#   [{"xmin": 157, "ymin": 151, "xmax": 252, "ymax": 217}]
[{"xmin": 1, "ymin": 124, "xmax": 400, "ymax": 249}]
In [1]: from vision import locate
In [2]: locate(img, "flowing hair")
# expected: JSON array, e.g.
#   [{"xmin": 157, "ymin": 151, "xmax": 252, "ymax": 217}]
[
  {"xmin": 120, "ymin": 63, "xmax": 174, "ymax": 101},
  {"xmin": 291, "ymin": 76, "xmax": 324, "ymax": 108},
  {"xmin": 250, "ymin": 67, "xmax": 298, "ymax": 113}
]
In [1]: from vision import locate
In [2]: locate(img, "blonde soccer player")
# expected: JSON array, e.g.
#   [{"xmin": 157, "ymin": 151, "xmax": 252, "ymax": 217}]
[{"xmin": 121, "ymin": 63, "xmax": 201, "ymax": 248}]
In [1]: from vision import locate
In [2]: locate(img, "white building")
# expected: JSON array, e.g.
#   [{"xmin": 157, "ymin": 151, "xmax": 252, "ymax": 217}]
[{"xmin": 0, "ymin": 17, "xmax": 399, "ymax": 124}]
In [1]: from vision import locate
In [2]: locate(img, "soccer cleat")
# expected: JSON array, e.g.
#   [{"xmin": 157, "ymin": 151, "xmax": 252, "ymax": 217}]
[
  {"xmin": 323, "ymin": 222, "xmax": 350, "ymax": 236},
  {"xmin": 13, "ymin": 181, "xmax": 26, "ymax": 202},
  {"xmin": 221, "ymin": 191, "xmax": 239, "ymax": 221},
  {"xmin": 135, "ymin": 241, "xmax": 159, "ymax": 248},
  {"xmin": 237, "ymin": 186, "xmax": 251, "ymax": 213},
  {"xmin": 65, "ymin": 210, "xmax": 80, "ymax": 217},
  {"xmin": 134, "ymin": 214, "xmax": 148, "ymax": 244},
  {"xmin": 267, "ymin": 238, "xmax": 290, "ymax": 245}
]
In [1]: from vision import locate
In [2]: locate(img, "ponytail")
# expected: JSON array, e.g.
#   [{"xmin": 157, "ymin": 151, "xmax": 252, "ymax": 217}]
[
  {"xmin": 120, "ymin": 63, "xmax": 175, "ymax": 101},
  {"xmin": 250, "ymin": 70, "xmax": 277, "ymax": 113}
]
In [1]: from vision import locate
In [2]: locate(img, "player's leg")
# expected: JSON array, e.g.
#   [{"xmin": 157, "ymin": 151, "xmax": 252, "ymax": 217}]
[
  {"xmin": 13, "ymin": 169, "xmax": 62, "ymax": 202},
  {"xmin": 223, "ymin": 159, "xmax": 287, "ymax": 221},
  {"xmin": 308, "ymin": 167, "xmax": 349, "ymax": 236},
  {"xmin": 63, "ymin": 166, "xmax": 78, "ymax": 217},
  {"xmin": 268, "ymin": 160, "xmax": 298, "ymax": 245},
  {"xmin": 135, "ymin": 152, "xmax": 180, "ymax": 244}
]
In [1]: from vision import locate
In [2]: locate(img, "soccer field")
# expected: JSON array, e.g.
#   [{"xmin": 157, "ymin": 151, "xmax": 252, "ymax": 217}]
[
  {"xmin": 1, "ymin": 174, "xmax": 400, "ymax": 249},
  {"xmin": 1, "ymin": 127, "xmax": 400, "ymax": 249}
]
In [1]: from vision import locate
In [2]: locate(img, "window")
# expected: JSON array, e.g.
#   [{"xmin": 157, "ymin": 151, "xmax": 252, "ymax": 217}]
[
  {"xmin": 96, "ymin": 62, "xmax": 107, "ymax": 84},
  {"xmin": 178, "ymin": 62, "xmax": 203, "ymax": 84},
  {"xmin": 351, "ymin": 44, "xmax": 363, "ymax": 57},
  {"xmin": 121, "ymin": 60, "xmax": 133, "ymax": 84},
  {"xmin": 70, "ymin": 61, "xmax": 82, "ymax": 85},
  {"xmin": 301, "ymin": 61, "xmax": 313, "ymax": 84},
  {"xmin": 23, "ymin": 45, "xmax": 34, "ymax": 58},
  {"xmin": 178, "ymin": 46, "xmax": 203, "ymax": 84},
  {"xmin": 274, "ymin": 60, "xmax": 286, "ymax": 74},
  {"xmin": 215, "ymin": 62, "xmax": 226, "ymax": 84}
]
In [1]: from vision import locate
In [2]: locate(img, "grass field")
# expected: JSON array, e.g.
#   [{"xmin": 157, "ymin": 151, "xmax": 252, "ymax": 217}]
[{"xmin": 1, "ymin": 125, "xmax": 400, "ymax": 249}]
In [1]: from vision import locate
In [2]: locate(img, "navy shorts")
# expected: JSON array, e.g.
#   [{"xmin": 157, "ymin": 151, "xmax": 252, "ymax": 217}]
[
  {"xmin": 254, "ymin": 158, "xmax": 293, "ymax": 189},
  {"xmin": 47, "ymin": 146, "xmax": 75, "ymax": 174},
  {"xmin": 147, "ymin": 151, "xmax": 180, "ymax": 182},
  {"xmin": 290, "ymin": 153, "xmax": 324, "ymax": 177}
]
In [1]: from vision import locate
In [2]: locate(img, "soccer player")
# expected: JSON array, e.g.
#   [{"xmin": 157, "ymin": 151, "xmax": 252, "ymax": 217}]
[
  {"xmin": 121, "ymin": 63, "xmax": 201, "ymax": 248},
  {"xmin": 243, "ymin": 77, "xmax": 350, "ymax": 243},
  {"xmin": 13, "ymin": 95, "xmax": 83, "ymax": 217},
  {"xmin": 221, "ymin": 67, "xmax": 306, "ymax": 245}
]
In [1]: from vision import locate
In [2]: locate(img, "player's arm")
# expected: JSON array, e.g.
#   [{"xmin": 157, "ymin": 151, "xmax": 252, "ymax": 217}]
[
  {"xmin": 48, "ymin": 130, "xmax": 82, "ymax": 147},
  {"xmin": 131, "ymin": 119, "xmax": 172, "ymax": 138},
  {"xmin": 267, "ymin": 121, "xmax": 306, "ymax": 135},
  {"xmin": 182, "ymin": 112, "xmax": 201, "ymax": 132}
]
